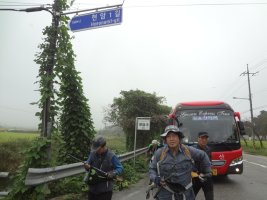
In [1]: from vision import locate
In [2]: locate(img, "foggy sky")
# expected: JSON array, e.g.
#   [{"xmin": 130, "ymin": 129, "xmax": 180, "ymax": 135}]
[{"xmin": 1, "ymin": 0, "xmax": 267, "ymax": 130}]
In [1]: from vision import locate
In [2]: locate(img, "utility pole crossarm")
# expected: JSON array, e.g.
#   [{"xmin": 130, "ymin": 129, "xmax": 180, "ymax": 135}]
[{"xmin": 0, "ymin": 6, "xmax": 54, "ymax": 16}]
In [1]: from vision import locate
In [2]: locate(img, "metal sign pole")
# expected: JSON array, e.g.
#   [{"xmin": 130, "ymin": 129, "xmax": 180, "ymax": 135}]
[{"xmin": 134, "ymin": 117, "xmax": 137, "ymax": 167}]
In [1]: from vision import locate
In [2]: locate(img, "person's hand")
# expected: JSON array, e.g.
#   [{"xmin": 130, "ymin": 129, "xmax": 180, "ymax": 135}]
[
  {"xmin": 107, "ymin": 171, "xmax": 117, "ymax": 179},
  {"xmin": 199, "ymin": 173, "xmax": 207, "ymax": 183},
  {"xmin": 84, "ymin": 163, "xmax": 91, "ymax": 170}
]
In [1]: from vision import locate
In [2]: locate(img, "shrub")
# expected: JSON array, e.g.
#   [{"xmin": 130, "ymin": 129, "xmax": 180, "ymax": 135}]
[
  {"xmin": 48, "ymin": 175, "xmax": 87, "ymax": 198},
  {"xmin": 0, "ymin": 140, "xmax": 32, "ymax": 173}
]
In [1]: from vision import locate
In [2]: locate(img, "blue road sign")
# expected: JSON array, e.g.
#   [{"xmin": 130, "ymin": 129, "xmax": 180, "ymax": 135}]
[{"xmin": 69, "ymin": 7, "xmax": 122, "ymax": 32}]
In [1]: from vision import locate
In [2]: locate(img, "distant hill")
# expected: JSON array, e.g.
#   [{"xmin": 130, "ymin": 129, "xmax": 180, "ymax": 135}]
[{"xmin": 0, "ymin": 124, "xmax": 38, "ymax": 133}]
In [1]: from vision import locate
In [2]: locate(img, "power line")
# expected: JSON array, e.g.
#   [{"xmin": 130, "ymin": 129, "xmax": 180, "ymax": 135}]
[
  {"xmin": 219, "ymin": 77, "xmax": 246, "ymax": 101},
  {"xmin": 122, "ymin": 2, "xmax": 267, "ymax": 8},
  {"xmin": 257, "ymin": 64, "xmax": 267, "ymax": 72},
  {"xmin": 68, "ymin": 1, "xmax": 267, "ymax": 11},
  {"xmin": 0, "ymin": 0, "xmax": 50, "ymax": 7},
  {"xmin": 253, "ymin": 87, "xmax": 267, "ymax": 95},
  {"xmin": 250, "ymin": 59, "xmax": 267, "ymax": 72},
  {"xmin": 241, "ymin": 105, "xmax": 267, "ymax": 114},
  {"xmin": 0, "ymin": 1, "xmax": 45, "ymax": 4},
  {"xmin": 0, "ymin": 5, "xmax": 49, "ymax": 7}
]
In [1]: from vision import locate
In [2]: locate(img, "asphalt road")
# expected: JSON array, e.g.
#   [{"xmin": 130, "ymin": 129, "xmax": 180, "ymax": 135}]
[{"xmin": 113, "ymin": 153, "xmax": 267, "ymax": 200}]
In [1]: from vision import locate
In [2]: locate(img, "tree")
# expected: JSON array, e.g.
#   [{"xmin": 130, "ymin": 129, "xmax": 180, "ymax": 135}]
[
  {"xmin": 104, "ymin": 89, "xmax": 171, "ymax": 150},
  {"xmin": 254, "ymin": 110, "xmax": 267, "ymax": 139},
  {"xmin": 244, "ymin": 110, "xmax": 266, "ymax": 148},
  {"xmin": 253, "ymin": 110, "xmax": 267, "ymax": 148}
]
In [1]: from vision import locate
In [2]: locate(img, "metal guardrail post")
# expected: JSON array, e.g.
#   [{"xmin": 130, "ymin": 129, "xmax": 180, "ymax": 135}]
[
  {"xmin": 0, "ymin": 172, "xmax": 9, "ymax": 199},
  {"xmin": 0, "ymin": 172, "xmax": 9, "ymax": 178},
  {"xmin": 0, "ymin": 192, "xmax": 9, "ymax": 199}
]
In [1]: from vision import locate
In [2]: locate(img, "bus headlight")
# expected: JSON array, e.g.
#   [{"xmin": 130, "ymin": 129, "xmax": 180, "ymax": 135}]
[{"xmin": 230, "ymin": 156, "xmax": 243, "ymax": 166}]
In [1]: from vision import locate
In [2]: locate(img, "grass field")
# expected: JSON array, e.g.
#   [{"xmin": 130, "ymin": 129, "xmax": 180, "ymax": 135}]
[
  {"xmin": 99, "ymin": 134, "xmax": 126, "ymax": 154},
  {"xmin": 0, "ymin": 131, "xmax": 39, "ymax": 143},
  {"xmin": 241, "ymin": 140, "xmax": 267, "ymax": 156}
]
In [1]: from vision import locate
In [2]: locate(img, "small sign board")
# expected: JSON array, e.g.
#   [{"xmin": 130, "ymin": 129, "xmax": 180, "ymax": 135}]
[
  {"xmin": 137, "ymin": 118, "xmax": 150, "ymax": 130},
  {"xmin": 69, "ymin": 7, "xmax": 122, "ymax": 32}
]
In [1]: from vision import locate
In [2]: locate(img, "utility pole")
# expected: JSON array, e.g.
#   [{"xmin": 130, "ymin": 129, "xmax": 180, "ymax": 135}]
[
  {"xmin": 42, "ymin": 1, "xmax": 60, "ymax": 139},
  {"xmin": 240, "ymin": 64, "xmax": 258, "ymax": 145}
]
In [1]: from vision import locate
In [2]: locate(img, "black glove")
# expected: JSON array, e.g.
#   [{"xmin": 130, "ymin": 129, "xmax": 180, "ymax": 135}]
[
  {"xmin": 107, "ymin": 171, "xmax": 117, "ymax": 179},
  {"xmin": 154, "ymin": 176, "xmax": 161, "ymax": 186}
]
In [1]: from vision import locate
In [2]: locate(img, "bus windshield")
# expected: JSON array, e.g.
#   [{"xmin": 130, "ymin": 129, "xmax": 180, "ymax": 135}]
[{"xmin": 175, "ymin": 109, "xmax": 240, "ymax": 144}]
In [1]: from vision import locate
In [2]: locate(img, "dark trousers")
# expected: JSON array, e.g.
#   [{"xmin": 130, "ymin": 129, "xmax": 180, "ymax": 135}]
[
  {"xmin": 88, "ymin": 191, "xmax": 113, "ymax": 200},
  {"xmin": 192, "ymin": 177, "xmax": 214, "ymax": 200}
]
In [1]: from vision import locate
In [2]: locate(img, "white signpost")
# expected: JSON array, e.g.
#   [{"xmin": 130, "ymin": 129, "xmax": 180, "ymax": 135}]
[
  {"xmin": 134, "ymin": 117, "xmax": 151, "ymax": 165},
  {"xmin": 137, "ymin": 119, "xmax": 151, "ymax": 130}
]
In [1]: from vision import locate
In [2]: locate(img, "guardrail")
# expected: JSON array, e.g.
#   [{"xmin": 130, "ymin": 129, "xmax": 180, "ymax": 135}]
[
  {"xmin": 0, "ymin": 172, "xmax": 9, "ymax": 199},
  {"xmin": 25, "ymin": 147, "xmax": 148, "ymax": 186}
]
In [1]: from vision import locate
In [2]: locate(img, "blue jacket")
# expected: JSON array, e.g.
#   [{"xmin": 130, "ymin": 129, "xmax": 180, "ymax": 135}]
[{"xmin": 86, "ymin": 149, "xmax": 123, "ymax": 194}]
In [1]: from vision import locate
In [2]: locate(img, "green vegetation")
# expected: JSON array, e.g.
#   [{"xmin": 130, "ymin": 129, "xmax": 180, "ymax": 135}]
[
  {"xmin": 241, "ymin": 140, "xmax": 267, "ymax": 156},
  {"xmin": 5, "ymin": 0, "xmax": 96, "ymax": 198},
  {"xmin": 105, "ymin": 135, "xmax": 126, "ymax": 155},
  {"xmin": 1, "ymin": 130, "xmax": 148, "ymax": 199},
  {"xmin": 0, "ymin": 139, "xmax": 33, "ymax": 192},
  {"xmin": 0, "ymin": 132, "xmax": 38, "ymax": 143},
  {"xmin": 0, "ymin": 139, "xmax": 32, "ymax": 172},
  {"xmin": 6, "ymin": 138, "xmax": 51, "ymax": 200},
  {"xmin": 243, "ymin": 110, "xmax": 267, "ymax": 148},
  {"xmin": 57, "ymin": 10, "xmax": 95, "ymax": 163},
  {"xmin": 104, "ymin": 89, "xmax": 171, "ymax": 151},
  {"xmin": 33, "ymin": 0, "xmax": 96, "ymax": 163}
]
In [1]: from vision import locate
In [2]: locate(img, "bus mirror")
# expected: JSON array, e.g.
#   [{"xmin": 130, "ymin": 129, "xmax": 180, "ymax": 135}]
[
  {"xmin": 234, "ymin": 112, "xmax": 241, "ymax": 120},
  {"xmin": 237, "ymin": 121, "xmax": 246, "ymax": 135}
]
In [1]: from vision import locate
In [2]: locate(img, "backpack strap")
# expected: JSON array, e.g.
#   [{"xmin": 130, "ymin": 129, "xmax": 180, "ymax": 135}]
[
  {"xmin": 159, "ymin": 146, "xmax": 168, "ymax": 161},
  {"xmin": 181, "ymin": 144, "xmax": 194, "ymax": 164},
  {"xmin": 159, "ymin": 145, "xmax": 192, "ymax": 161},
  {"xmin": 157, "ymin": 147, "xmax": 168, "ymax": 176}
]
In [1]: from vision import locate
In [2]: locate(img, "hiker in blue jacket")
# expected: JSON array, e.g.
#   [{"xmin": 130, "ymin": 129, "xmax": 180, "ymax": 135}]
[
  {"xmin": 84, "ymin": 136, "xmax": 123, "ymax": 200},
  {"xmin": 149, "ymin": 125, "xmax": 211, "ymax": 200}
]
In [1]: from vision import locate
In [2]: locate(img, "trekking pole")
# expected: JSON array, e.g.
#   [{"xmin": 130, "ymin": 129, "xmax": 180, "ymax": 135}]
[
  {"xmin": 67, "ymin": 154, "xmax": 108, "ymax": 176},
  {"xmin": 67, "ymin": 154, "xmax": 123, "ymax": 181},
  {"xmin": 153, "ymin": 186, "xmax": 163, "ymax": 199},
  {"xmin": 68, "ymin": 154, "xmax": 86, "ymax": 163}
]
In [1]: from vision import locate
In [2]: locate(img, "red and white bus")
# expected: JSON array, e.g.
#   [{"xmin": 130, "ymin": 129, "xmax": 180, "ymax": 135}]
[{"xmin": 169, "ymin": 101, "xmax": 245, "ymax": 176}]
